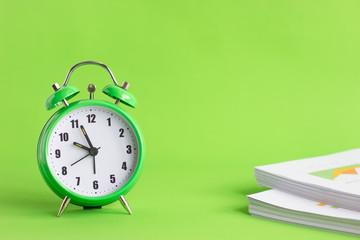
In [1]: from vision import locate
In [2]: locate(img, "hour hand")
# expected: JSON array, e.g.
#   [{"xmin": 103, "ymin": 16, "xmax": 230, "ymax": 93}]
[{"xmin": 73, "ymin": 142, "xmax": 91, "ymax": 151}]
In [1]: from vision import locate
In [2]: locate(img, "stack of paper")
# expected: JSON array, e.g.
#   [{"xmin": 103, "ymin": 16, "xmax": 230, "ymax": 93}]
[
  {"xmin": 255, "ymin": 149, "xmax": 360, "ymax": 211},
  {"xmin": 249, "ymin": 148, "xmax": 360, "ymax": 235},
  {"xmin": 248, "ymin": 189, "xmax": 360, "ymax": 236}
]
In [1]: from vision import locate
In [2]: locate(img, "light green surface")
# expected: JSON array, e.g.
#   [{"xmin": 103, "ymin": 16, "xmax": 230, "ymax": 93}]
[{"xmin": 1, "ymin": 0, "xmax": 360, "ymax": 239}]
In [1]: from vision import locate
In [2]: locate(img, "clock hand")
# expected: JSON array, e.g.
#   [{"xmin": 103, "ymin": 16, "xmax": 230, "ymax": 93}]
[
  {"xmin": 70, "ymin": 147, "xmax": 100, "ymax": 167},
  {"xmin": 71, "ymin": 153, "xmax": 90, "ymax": 166},
  {"xmin": 73, "ymin": 142, "xmax": 91, "ymax": 151},
  {"xmin": 91, "ymin": 148, "xmax": 101, "ymax": 174},
  {"xmin": 93, "ymin": 156, "xmax": 96, "ymax": 174},
  {"xmin": 80, "ymin": 125, "xmax": 94, "ymax": 148}
]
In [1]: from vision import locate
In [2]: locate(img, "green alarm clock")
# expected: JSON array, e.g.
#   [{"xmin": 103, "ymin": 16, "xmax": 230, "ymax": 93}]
[{"xmin": 37, "ymin": 61, "xmax": 145, "ymax": 217}]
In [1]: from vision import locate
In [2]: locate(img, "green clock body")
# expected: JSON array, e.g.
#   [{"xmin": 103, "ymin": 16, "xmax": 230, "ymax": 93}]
[{"xmin": 37, "ymin": 99, "xmax": 145, "ymax": 207}]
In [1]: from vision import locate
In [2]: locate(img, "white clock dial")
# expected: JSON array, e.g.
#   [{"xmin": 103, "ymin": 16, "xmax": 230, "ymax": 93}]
[{"xmin": 47, "ymin": 106, "xmax": 139, "ymax": 197}]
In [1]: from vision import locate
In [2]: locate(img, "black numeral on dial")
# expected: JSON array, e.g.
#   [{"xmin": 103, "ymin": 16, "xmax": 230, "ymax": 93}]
[
  {"xmin": 107, "ymin": 118, "xmax": 111, "ymax": 126},
  {"xmin": 76, "ymin": 177, "xmax": 80, "ymax": 186},
  {"xmin": 122, "ymin": 162, "xmax": 127, "ymax": 170},
  {"xmin": 93, "ymin": 180, "xmax": 99, "ymax": 189},
  {"xmin": 119, "ymin": 128, "xmax": 124, "ymax": 137},
  {"xmin": 55, "ymin": 149, "xmax": 61, "ymax": 158},
  {"xmin": 87, "ymin": 114, "xmax": 96, "ymax": 123},
  {"xmin": 70, "ymin": 119, "xmax": 79, "ymax": 128},
  {"xmin": 59, "ymin": 133, "xmax": 69, "ymax": 142},
  {"xmin": 126, "ymin": 145, "xmax": 132, "ymax": 154},
  {"xmin": 110, "ymin": 174, "xmax": 116, "ymax": 183},
  {"xmin": 62, "ymin": 166, "xmax": 67, "ymax": 175}
]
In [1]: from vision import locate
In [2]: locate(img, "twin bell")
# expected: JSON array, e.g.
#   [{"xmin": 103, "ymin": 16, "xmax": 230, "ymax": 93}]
[{"xmin": 45, "ymin": 61, "xmax": 137, "ymax": 111}]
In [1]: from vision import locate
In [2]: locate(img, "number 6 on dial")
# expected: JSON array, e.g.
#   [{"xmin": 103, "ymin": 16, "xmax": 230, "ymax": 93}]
[{"xmin": 37, "ymin": 61, "xmax": 145, "ymax": 217}]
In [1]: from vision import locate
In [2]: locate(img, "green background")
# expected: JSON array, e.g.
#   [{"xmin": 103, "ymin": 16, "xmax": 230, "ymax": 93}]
[{"xmin": 1, "ymin": 0, "xmax": 360, "ymax": 239}]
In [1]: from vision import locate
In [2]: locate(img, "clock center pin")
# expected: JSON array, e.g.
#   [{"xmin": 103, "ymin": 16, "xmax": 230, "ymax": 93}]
[{"xmin": 89, "ymin": 147, "xmax": 99, "ymax": 156}]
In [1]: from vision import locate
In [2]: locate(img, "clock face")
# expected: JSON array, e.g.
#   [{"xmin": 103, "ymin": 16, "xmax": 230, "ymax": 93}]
[{"xmin": 46, "ymin": 105, "xmax": 140, "ymax": 197}]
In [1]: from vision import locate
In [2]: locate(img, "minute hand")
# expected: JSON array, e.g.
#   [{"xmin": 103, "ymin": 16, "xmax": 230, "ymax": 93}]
[{"xmin": 80, "ymin": 125, "xmax": 94, "ymax": 148}]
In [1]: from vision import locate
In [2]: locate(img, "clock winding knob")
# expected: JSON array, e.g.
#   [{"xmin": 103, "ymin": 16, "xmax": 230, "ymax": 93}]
[{"xmin": 88, "ymin": 84, "xmax": 96, "ymax": 100}]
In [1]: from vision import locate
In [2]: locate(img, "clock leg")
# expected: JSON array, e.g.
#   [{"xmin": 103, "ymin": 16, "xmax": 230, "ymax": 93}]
[
  {"xmin": 119, "ymin": 195, "xmax": 132, "ymax": 215},
  {"xmin": 57, "ymin": 196, "xmax": 71, "ymax": 217}
]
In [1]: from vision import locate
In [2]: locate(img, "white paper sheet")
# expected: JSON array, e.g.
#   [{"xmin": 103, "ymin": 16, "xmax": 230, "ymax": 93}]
[
  {"xmin": 256, "ymin": 149, "xmax": 360, "ymax": 196},
  {"xmin": 248, "ymin": 189, "xmax": 360, "ymax": 221}
]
